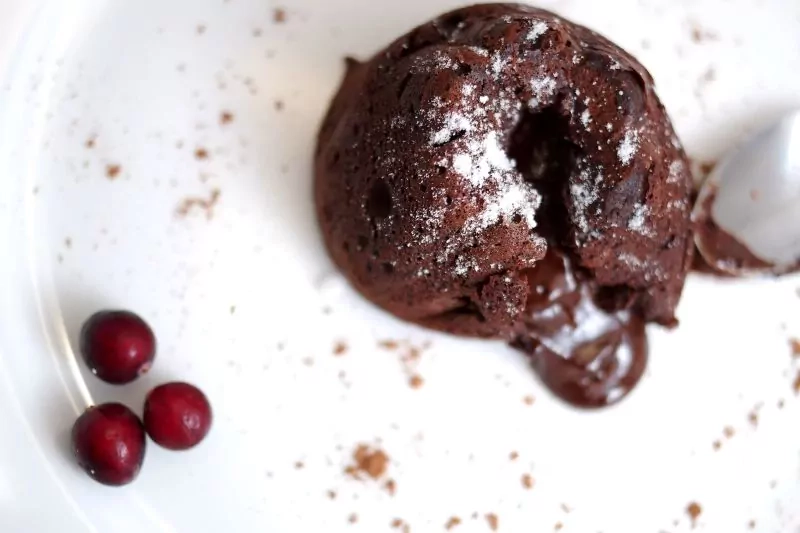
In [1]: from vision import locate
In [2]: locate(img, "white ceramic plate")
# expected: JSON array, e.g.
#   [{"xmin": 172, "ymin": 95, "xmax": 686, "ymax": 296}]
[{"xmin": 1, "ymin": 0, "xmax": 800, "ymax": 531}]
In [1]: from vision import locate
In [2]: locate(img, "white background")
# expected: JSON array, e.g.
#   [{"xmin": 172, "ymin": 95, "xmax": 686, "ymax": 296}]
[{"xmin": 0, "ymin": 0, "xmax": 799, "ymax": 532}]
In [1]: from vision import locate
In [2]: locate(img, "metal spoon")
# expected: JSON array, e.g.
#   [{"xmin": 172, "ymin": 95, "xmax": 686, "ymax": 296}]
[{"xmin": 692, "ymin": 110, "xmax": 800, "ymax": 275}]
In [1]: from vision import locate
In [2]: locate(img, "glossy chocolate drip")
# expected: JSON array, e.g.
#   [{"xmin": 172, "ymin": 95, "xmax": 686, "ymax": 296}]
[
  {"xmin": 511, "ymin": 252, "xmax": 648, "ymax": 408},
  {"xmin": 692, "ymin": 190, "xmax": 773, "ymax": 275}
]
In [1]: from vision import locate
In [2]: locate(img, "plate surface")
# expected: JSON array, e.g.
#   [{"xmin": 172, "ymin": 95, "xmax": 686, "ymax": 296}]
[{"xmin": 1, "ymin": 0, "xmax": 800, "ymax": 531}]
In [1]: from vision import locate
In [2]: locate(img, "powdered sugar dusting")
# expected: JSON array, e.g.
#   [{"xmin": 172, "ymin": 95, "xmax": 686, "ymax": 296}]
[
  {"xmin": 580, "ymin": 109, "xmax": 592, "ymax": 129},
  {"xmin": 465, "ymin": 181, "xmax": 540, "ymax": 234},
  {"xmin": 667, "ymin": 159, "xmax": 685, "ymax": 184},
  {"xmin": 619, "ymin": 252, "xmax": 645, "ymax": 268},
  {"xmin": 628, "ymin": 203, "xmax": 651, "ymax": 235},
  {"xmin": 570, "ymin": 166, "xmax": 602, "ymax": 234},
  {"xmin": 430, "ymin": 113, "xmax": 472, "ymax": 146},
  {"xmin": 617, "ymin": 129, "xmax": 639, "ymax": 166},
  {"xmin": 421, "ymin": 81, "xmax": 544, "ymax": 275},
  {"xmin": 529, "ymin": 76, "xmax": 557, "ymax": 107},
  {"xmin": 527, "ymin": 21, "xmax": 548, "ymax": 42},
  {"xmin": 491, "ymin": 53, "xmax": 506, "ymax": 78},
  {"xmin": 451, "ymin": 131, "xmax": 514, "ymax": 187}
]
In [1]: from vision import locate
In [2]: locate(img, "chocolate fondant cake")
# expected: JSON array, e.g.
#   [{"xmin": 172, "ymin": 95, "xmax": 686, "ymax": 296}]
[{"xmin": 315, "ymin": 4, "xmax": 694, "ymax": 406}]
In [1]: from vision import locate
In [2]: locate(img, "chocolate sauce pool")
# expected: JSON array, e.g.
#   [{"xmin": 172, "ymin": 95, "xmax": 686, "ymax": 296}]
[
  {"xmin": 692, "ymin": 190, "xmax": 774, "ymax": 275},
  {"xmin": 511, "ymin": 252, "xmax": 648, "ymax": 408}
]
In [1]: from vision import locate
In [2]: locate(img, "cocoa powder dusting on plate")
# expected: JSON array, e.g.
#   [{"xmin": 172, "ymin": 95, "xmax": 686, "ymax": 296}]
[
  {"xmin": 791, "ymin": 338, "xmax": 800, "ymax": 358},
  {"xmin": 345, "ymin": 444, "xmax": 389, "ymax": 480},
  {"xmin": 378, "ymin": 340, "xmax": 400, "ymax": 350},
  {"xmin": 686, "ymin": 502, "xmax": 702, "ymax": 527},
  {"xmin": 105, "ymin": 164, "xmax": 121, "ymax": 180},
  {"xmin": 445, "ymin": 517, "xmax": 461, "ymax": 530},
  {"xmin": 333, "ymin": 341, "xmax": 348, "ymax": 356},
  {"xmin": 220, "ymin": 111, "xmax": 234, "ymax": 125},
  {"xmin": 522, "ymin": 473, "xmax": 534, "ymax": 489},
  {"xmin": 748, "ymin": 404, "xmax": 762, "ymax": 427},
  {"xmin": 391, "ymin": 518, "xmax": 410, "ymax": 533},
  {"xmin": 523, "ymin": 395, "xmax": 535, "ymax": 406},
  {"xmin": 176, "ymin": 188, "xmax": 221, "ymax": 220}
]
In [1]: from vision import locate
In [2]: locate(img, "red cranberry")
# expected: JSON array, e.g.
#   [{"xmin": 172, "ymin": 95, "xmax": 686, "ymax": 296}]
[
  {"xmin": 144, "ymin": 382, "xmax": 212, "ymax": 450},
  {"xmin": 71, "ymin": 403, "xmax": 146, "ymax": 486},
  {"xmin": 80, "ymin": 310, "xmax": 156, "ymax": 384}
]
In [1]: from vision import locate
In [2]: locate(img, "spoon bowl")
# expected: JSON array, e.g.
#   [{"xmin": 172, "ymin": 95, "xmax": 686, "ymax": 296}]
[{"xmin": 692, "ymin": 110, "xmax": 800, "ymax": 275}]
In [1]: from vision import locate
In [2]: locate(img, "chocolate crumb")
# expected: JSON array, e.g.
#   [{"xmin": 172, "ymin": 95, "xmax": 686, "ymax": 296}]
[
  {"xmin": 409, "ymin": 374, "xmax": 424, "ymax": 389},
  {"xmin": 522, "ymin": 473, "xmax": 534, "ymax": 490},
  {"xmin": 345, "ymin": 444, "xmax": 389, "ymax": 480},
  {"xmin": 790, "ymin": 338, "xmax": 800, "ymax": 358},
  {"xmin": 105, "ymin": 164, "xmax": 121, "ymax": 180},
  {"xmin": 85, "ymin": 137, "xmax": 96, "ymax": 149},
  {"xmin": 523, "ymin": 395, "xmax": 535, "ymax": 406},
  {"xmin": 690, "ymin": 23, "xmax": 718, "ymax": 43},
  {"xmin": 560, "ymin": 503, "xmax": 571, "ymax": 514},
  {"xmin": 391, "ymin": 519, "xmax": 411, "ymax": 533},
  {"xmin": 294, "ymin": 461, "xmax": 304, "ymax": 469},
  {"xmin": 509, "ymin": 451, "xmax": 519, "ymax": 461},
  {"xmin": 379, "ymin": 340, "xmax": 399, "ymax": 350},
  {"xmin": 195, "ymin": 147, "xmax": 209, "ymax": 160},
  {"xmin": 748, "ymin": 520, "xmax": 756, "ymax": 529},
  {"xmin": 176, "ymin": 188, "xmax": 221, "ymax": 220},
  {"xmin": 220, "ymin": 111, "xmax": 234, "ymax": 125},
  {"xmin": 348, "ymin": 513, "xmax": 358, "ymax": 524},
  {"xmin": 273, "ymin": 7, "xmax": 286, "ymax": 23},
  {"xmin": 712, "ymin": 440, "xmax": 721, "ymax": 451},
  {"xmin": 748, "ymin": 405, "xmax": 761, "ymax": 427},
  {"xmin": 699, "ymin": 161, "xmax": 716, "ymax": 176},
  {"xmin": 274, "ymin": 100, "xmax": 285, "ymax": 111},
  {"xmin": 333, "ymin": 341, "xmax": 348, "ymax": 356},
  {"xmin": 723, "ymin": 426, "xmax": 735, "ymax": 439},
  {"xmin": 445, "ymin": 517, "xmax": 461, "ymax": 530},
  {"xmin": 327, "ymin": 490, "xmax": 337, "ymax": 499},
  {"xmin": 686, "ymin": 502, "xmax": 702, "ymax": 527},
  {"xmin": 485, "ymin": 513, "xmax": 499, "ymax": 531},
  {"xmin": 384, "ymin": 478, "xmax": 396, "ymax": 496},
  {"xmin": 554, "ymin": 523, "xmax": 563, "ymax": 531}
]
